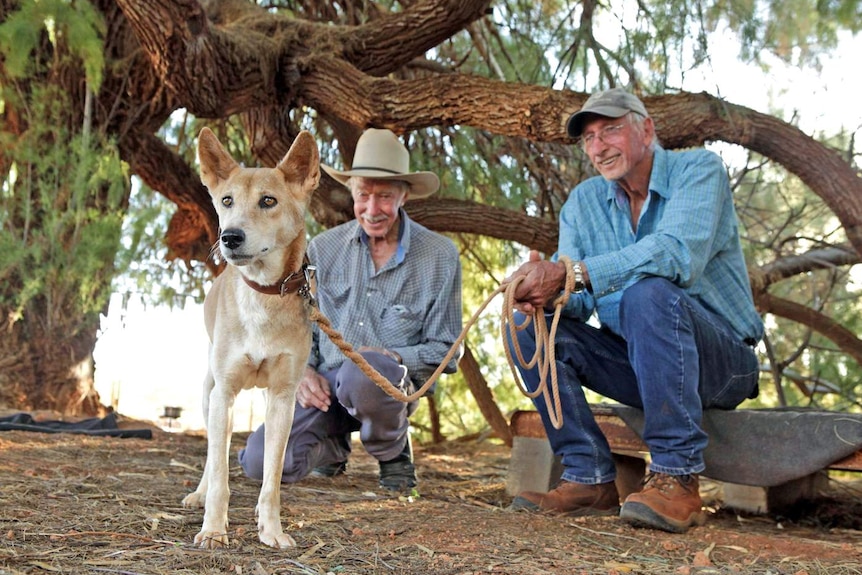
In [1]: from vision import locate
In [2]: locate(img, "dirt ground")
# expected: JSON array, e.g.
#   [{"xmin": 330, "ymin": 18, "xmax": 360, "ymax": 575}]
[{"xmin": 2, "ymin": 415, "xmax": 862, "ymax": 575}]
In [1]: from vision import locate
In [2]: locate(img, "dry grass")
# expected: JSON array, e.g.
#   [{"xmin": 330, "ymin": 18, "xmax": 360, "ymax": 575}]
[{"xmin": 2, "ymin": 419, "xmax": 862, "ymax": 574}]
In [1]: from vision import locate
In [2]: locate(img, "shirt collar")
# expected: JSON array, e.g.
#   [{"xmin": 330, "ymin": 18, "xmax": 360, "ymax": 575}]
[
  {"xmin": 604, "ymin": 144, "xmax": 670, "ymax": 209},
  {"xmin": 354, "ymin": 208, "xmax": 410, "ymax": 265},
  {"xmin": 647, "ymin": 145, "xmax": 672, "ymax": 200}
]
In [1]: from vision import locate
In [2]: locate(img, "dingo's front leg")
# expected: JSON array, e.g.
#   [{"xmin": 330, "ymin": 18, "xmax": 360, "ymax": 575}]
[
  {"xmin": 256, "ymin": 389, "xmax": 297, "ymax": 548},
  {"xmin": 183, "ymin": 371, "xmax": 215, "ymax": 509},
  {"xmin": 195, "ymin": 385, "xmax": 235, "ymax": 549}
]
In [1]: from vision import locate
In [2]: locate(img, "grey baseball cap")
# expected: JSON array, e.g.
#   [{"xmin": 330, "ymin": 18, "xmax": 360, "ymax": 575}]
[{"xmin": 566, "ymin": 88, "xmax": 650, "ymax": 139}]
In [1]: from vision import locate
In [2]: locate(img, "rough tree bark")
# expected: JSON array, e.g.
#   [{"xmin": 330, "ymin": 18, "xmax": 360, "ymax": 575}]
[{"xmin": 1, "ymin": 0, "xmax": 860, "ymax": 415}]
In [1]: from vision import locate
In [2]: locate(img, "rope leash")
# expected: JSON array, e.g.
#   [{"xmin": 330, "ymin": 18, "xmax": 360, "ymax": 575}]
[
  {"xmin": 307, "ymin": 256, "xmax": 576, "ymax": 429},
  {"xmin": 501, "ymin": 256, "xmax": 575, "ymax": 430}
]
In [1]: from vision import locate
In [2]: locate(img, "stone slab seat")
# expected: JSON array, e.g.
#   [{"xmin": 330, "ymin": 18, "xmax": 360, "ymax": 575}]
[{"xmin": 507, "ymin": 405, "xmax": 862, "ymax": 513}]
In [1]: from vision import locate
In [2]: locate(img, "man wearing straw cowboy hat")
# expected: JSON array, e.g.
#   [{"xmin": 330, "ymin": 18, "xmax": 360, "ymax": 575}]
[
  {"xmin": 239, "ymin": 128, "xmax": 462, "ymax": 491},
  {"xmin": 504, "ymin": 87, "xmax": 762, "ymax": 533}
]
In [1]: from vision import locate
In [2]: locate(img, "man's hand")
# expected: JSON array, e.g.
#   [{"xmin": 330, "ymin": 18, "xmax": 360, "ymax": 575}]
[
  {"xmin": 296, "ymin": 366, "xmax": 331, "ymax": 411},
  {"xmin": 502, "ymin": 250, "xmax": 567, "ymax": 314}
]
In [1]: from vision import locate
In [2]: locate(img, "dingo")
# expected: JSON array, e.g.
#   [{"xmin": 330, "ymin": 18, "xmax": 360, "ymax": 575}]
[{"xmin": 182, "ymin": 127, "xmax": 320, "ymax": 549}]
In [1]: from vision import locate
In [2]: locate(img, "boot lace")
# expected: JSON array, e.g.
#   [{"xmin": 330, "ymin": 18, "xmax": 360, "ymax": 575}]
[{"xmin": 642, "ymin": 472, "xmax": 694, "ymax": 495}]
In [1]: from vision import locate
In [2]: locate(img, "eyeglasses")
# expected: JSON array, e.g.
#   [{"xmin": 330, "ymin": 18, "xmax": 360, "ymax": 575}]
[{"xmin": 578, "ymin": 122, "xmax": 627, "ymax": 148}]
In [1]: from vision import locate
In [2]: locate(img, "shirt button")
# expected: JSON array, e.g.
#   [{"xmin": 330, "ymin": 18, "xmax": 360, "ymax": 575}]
[{"xmin": 359, "ymin": 321, "xmax": 364, "ymax": 327}]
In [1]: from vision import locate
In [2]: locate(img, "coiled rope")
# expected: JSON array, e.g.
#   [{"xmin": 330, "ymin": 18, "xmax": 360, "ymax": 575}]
[{"xmin": 307, "ymin": 256, "xmax": 576, "ymax": 429}]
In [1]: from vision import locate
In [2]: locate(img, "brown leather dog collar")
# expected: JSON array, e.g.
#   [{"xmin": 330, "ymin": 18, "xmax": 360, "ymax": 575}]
[{"xmin": 242, "ymin": 256, "xmax": 316, "ymax": 298}]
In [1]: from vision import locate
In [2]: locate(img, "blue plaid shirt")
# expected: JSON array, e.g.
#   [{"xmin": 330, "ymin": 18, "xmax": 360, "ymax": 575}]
[
  {"xmin": 555, "ymin": 145, "xmax": 763, "ymax": 342},
  {"xmin": 306, "ymin": 210, "xmax": 462, "ymax": 385}
]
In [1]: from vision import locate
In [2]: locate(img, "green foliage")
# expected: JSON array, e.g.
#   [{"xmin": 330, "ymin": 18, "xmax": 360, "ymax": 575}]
[
  {"xmin": 706, "ymin": 0, "xmax": 861, "ymax": 65},
  {"xmin": 111, "ymin": 112, "xmax": 217, "ymax": 310},
  {"xmin": 0, "ymin": 84, "xmax": 127, "ymax": 330},
  {"xmin": 0, "ymin": 0, "xmax": 106, "ymax": 89},
  {"xmin": 411, "ymin": 233, "xmax": 534, "ymax": 442},
  {"xmin": 112, "ymin": 182, "xmax": 210, "ymax": 310},
  {"xmin": 485, "ymin": 0, "xmax": 860, "ymax": 92},
  {"xmin": 727, "ymin": 140, "xmax": 862, "ymax": 409}
]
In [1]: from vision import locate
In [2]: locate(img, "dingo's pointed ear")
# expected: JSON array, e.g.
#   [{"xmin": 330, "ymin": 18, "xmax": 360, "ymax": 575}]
[
  {"xmin": 277, "ymin": 131, "xmax": 321, "ymax": 202},
  {"xmin": 198, "ymin": 127, "xmax": 240, "ymax": 194}
]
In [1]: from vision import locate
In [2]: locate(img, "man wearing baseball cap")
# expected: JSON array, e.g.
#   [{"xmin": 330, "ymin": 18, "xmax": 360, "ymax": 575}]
[
  {"xmin": 240, "ymin": 128, "xmax": 462, "ymax": 492},
  {"xmin": 504, "ymin": 87, "xmax": 763, "ymax": 533}
]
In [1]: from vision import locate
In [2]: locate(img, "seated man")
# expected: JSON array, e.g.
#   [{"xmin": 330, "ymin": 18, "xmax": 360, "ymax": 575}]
[
  {"xmin": 239, "ymin": 128, "xmax": 462, "ymax": 491},
  {"xmin": 505, "ymin": 88, "xmax": 762, "ymax": 533}
]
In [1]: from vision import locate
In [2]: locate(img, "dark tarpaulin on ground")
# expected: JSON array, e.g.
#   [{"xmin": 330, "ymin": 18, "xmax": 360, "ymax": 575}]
[{"xmin": 0, "ymin": 411, "xmax": 152, "ymax": 439}]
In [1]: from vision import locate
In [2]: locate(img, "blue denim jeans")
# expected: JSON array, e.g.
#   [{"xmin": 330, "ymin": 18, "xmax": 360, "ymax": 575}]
[{"xmin": 511, "ymin": 277, "xmax": 760, "ymax": 484}]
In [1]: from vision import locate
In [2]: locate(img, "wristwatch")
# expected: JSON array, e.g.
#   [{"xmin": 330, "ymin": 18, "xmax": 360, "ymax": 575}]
[{"xmin": 572, "ymin": 261, "xmax": 586, "ymax": 293}]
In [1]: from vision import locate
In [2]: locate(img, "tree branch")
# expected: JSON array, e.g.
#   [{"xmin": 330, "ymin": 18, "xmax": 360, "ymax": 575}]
[
  {"xmin": 754, "ymin": 292, "xmax": 862, "ymax": 365},
  {"xmin": 750, "ymin": 245, "xmax": 860, "ymax": 293},
  {"xmin": 118, "ymin": 130, "xmax": 218, "ymax": 267},
  {"xmin": 405, "ymin": 198, "xmax": 558, "ymax": 255}
]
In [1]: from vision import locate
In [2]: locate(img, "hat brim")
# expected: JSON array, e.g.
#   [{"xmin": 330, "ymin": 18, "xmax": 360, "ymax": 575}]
[
  {"xmin": 566, "ymin": 105, "xmax": 631, "ymax": 139},
  {"xmin": 321, "ymin": 164, "xmax": 440, "ymax": 199}
]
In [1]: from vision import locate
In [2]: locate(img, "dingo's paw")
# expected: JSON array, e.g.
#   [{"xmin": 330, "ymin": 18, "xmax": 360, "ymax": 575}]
[
  {"xmin": 258, "ymin": 527, "xmax": 296, "ymax": 549},
  {"xmin": 194, "ymin": 528, "xmax": 229, "ymax": 549},
  {"xmin": 182, "ymin": 491, "xmax": 205, "ymax": 508}
]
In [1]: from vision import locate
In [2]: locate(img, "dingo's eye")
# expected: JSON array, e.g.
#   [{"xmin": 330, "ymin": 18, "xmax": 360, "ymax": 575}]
[
  {"xmin": 260, "ymin": 196, "xmax": 277, "ymax": 208},
  {"xmin": 221, "ymin": 196, "xmax": 233, "ymax": 207}
]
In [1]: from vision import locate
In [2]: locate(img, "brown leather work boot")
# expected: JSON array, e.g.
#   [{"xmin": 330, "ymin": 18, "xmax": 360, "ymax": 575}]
[
  {"xmin": 509, "ymin": 481, "xmax": 620, "ymax": 516},
  {"xmin": 619, "ymin": 472, "xmax": 706, "ymax": 533}
]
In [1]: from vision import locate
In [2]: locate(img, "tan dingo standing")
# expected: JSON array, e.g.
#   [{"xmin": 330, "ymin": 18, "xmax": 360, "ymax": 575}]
[{"xmin": 182, "ymin": 127, "xmax": 320, "ymax": 549}]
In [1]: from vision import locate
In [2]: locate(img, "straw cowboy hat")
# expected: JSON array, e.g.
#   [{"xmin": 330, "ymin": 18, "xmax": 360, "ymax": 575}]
[{"xmin": 321, "ymin": 128, "xmax": 440, "ymax": 199}]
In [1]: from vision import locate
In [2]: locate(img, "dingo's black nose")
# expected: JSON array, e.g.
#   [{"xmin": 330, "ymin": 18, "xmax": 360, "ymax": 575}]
[{"xmin": 221, "ymin": 228, "xmax": 245, "ymax": 250}]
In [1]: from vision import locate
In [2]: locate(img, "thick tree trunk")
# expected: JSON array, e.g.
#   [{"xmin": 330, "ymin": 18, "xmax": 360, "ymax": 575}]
[
  {"xmin": 0, "ymin": 303, "xmax": 103, "ymax": 416},
  {"xmin": 0, "ymin": 0, "xmax": 132, "ymax": 415}
]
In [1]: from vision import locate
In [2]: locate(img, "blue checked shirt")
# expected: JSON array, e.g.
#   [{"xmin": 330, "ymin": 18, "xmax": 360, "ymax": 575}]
[
  {"xmin": 555, "ymin": 145, "xmax": 764, "ymax": 342},
  {"xmin": 306, "ymin": 210, "xmax": 462, "ymax": 385}
]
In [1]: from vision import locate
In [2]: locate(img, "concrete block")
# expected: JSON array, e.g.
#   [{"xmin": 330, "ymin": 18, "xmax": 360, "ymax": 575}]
[
  {"xmin": 613, "ymin": 453, "xmax": 646, "ymax": 500},
  {"xmin": 506, "ymin": 436, "xmax": 562, "ymax": 496},
  {"xmin": 721, "ymin": 471, "xmax": 829, "ymax": 514},
  {"xmin": 722, "ymin": 483, "xmax": 769, "ymax": 514},
  {"xmin": 506, "ymin": 437, "xmax": 647, "ymax": 501}
]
